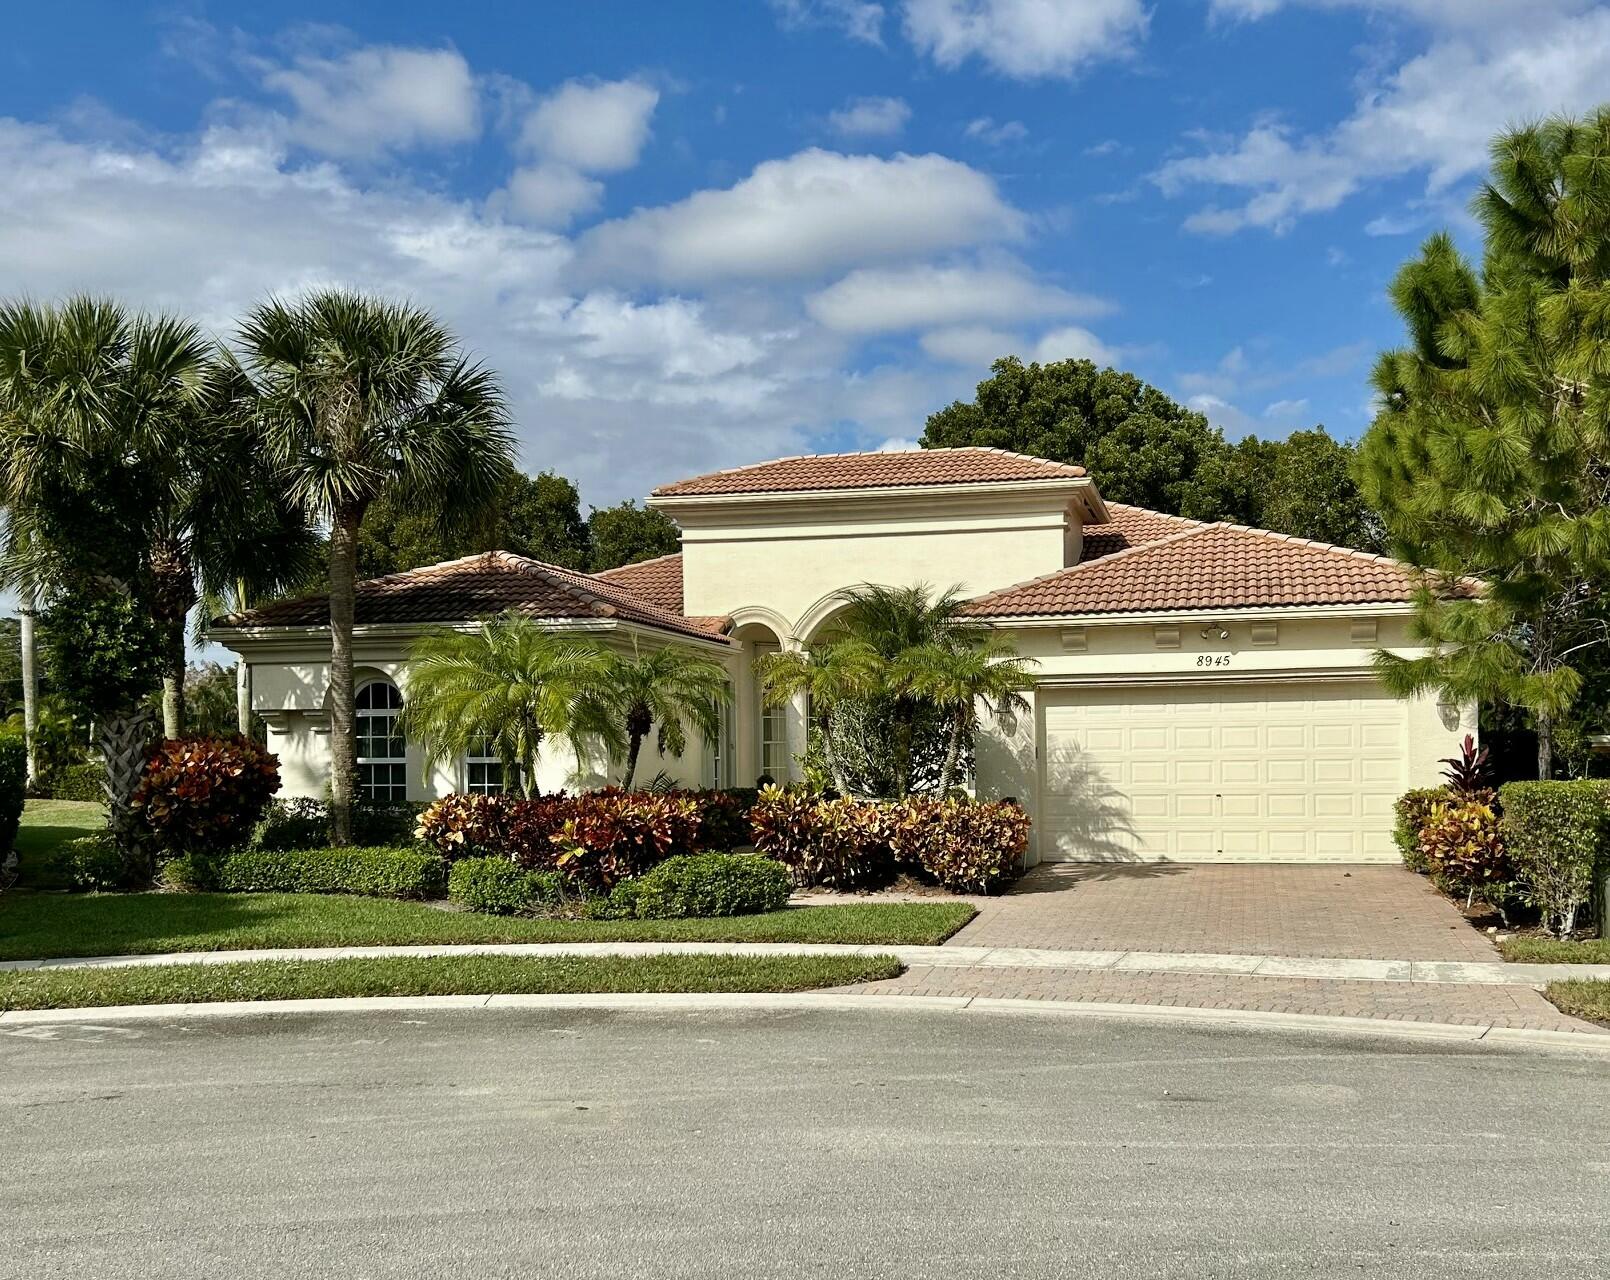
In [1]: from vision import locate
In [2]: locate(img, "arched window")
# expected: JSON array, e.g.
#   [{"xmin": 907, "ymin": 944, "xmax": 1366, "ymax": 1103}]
[{"xmin": 355, "ymin": 680, "xmax": 406, "ymax": 802}]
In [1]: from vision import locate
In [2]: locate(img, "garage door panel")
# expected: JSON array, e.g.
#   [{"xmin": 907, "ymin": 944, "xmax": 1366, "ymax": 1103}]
[{"xmin": 1040, "ymin": 681, "xmax": 1407, "ymax": 864}]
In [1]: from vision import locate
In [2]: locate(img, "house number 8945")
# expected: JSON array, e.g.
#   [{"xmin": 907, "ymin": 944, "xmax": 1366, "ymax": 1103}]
[{"xmin": 1196, "ymin": 654, "xmax": 1232, "ymax": 668}]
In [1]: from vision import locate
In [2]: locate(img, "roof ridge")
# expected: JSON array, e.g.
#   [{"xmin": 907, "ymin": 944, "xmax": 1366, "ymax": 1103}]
[
  {"xmin": 967, "ymin": 524, "xmax": 1212, "ymax": 609},
  {"xmin": 592, "ymin": 550, "xmax": 682, "ymax": 577},
  {"xmin": 1202, "ymin": 521, "xmax": 1423, "ymax": 573}
]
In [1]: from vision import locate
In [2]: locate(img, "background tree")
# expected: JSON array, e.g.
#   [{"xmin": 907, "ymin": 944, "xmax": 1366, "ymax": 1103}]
[
  {"xmin": 1358, "ymin": 109, "xmax": 1610, "ymax": 777},
  {"xmin": 602, "ymin": 642, "xmax": 727, "ymax": 789},
  {"xmin": 402, "ymin": 615, "xmax": 618, "ymax": 797},
  {"xmin": 587, "ymin": 499, "xmax": 680, "ymax": 571},
  {"xmin": 242, "ymin": 291, "xmax": 515, "ymax": 841}
]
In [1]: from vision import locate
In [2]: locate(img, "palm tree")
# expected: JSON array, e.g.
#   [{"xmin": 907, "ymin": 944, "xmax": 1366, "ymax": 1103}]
[
  {"xmin": 402, "ymin": 614, "xmax": 619, "ymax": 797},
  {"xmin": 240, "ymin": 291, "xmax": 515, "ymax": 841},
  {"xmin": 756, "ymin": 639, "xmax": 881, "ymax": 794},
  {"xmin": 892, "ymin": 635, "xmax": 1036, "ymax": 793},
  {"xmin": 602, "ymin": 641, "xmax": 728, "ymax": 789}
]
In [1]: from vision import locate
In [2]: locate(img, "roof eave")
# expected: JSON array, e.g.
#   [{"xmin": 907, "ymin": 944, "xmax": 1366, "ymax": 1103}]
[
  {"xmin": 650, "ymin": 475, "xmax": 1105, "ymax": 515},
  {"xmin": 972, "ymin": 601, "xmax": 1420, "ymax": 626}
]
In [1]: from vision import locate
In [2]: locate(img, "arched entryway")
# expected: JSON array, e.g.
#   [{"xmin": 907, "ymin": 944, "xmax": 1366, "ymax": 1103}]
[{"xmin": 727, "ymin": 610, "xmax": 798, "ymax": 786}]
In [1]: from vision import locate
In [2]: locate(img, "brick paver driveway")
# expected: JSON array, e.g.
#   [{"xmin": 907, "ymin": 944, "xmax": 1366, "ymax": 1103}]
[{"xmin": 948, "ymin": 863, "xmax": 1500, "ymax": 962}]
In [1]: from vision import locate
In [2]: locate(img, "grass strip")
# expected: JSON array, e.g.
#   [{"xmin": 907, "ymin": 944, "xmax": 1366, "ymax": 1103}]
[
  {"xmin": 1500, "ymin": 937, "xmax": 1610, "ymax": 964},
  {"xmin": 0, "ymin": 953, "xmax": 904, "ymax": 1011},
  {"xmin": 0, "ymin": 893, "xmax": 975, "ymax": 961},
  {"xmin": 1541, "ymin": 978, "xmax": 1610, "ymax": 1027}
]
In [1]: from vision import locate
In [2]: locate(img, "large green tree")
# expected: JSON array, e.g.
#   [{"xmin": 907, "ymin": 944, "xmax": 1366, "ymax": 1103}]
[
  {"xmin": 1359, "ymin": 109, "xmax": 1610, "ymax": 777},
  {"xmin": 356, "ymin": 469, "xmax": 590, "ymax": 577},
  {"xmin": 587, "ymin": 499, "xmax": 680, "ymax": 571},
  {"xmin": 241, "ymin": 291, "xmax": 515, "ymax": 841}
]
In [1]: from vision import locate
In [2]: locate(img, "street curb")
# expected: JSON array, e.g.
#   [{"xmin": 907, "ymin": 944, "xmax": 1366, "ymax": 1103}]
[
  {"xmin": 5, "ymin": 941, "xmax": 1609, "ymax": 987},
  {"xmin": 3, "ymin": 990, "xmax": 1609, "ymax": 1056}
]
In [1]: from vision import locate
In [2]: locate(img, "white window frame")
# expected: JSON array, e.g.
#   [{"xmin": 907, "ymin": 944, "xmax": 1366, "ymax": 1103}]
[
  {"xmin": 760, "ymin": 702, "xmax": 786, "ymax": 782},
  {"xmin": 463, "ymin": 732, "xmax": 505, "ymax": 796},
  {"xmin": 355, "ymin": 679, "xmax": 407, "ymax": 802},
  {"xmin": 709, "ymin": 684, "xmax": 735, "ymax": 789}
]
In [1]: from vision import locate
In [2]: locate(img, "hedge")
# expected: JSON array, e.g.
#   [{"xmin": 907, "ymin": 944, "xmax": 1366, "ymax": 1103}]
[
  {"xmin": 447, "ymin": 857, "xmax": 572, "ymax": 916},
  {"xmin": 15, "ymin": 832, "xmax": 124, "ymax": 891},
  {"xmin": 44, "ymin": 761, "xmax": 105, "ymax": 804},
  {"xmin": 165, "ymin": 846, "xmax": 446, "ymax": 899},
  {"xmin": 0, "ymin": 733, "xmax": 25, "ymax": 860},
  {"xmin": 604, "ymin": 853, "xmax": 791, "ymax": 920},
  {"xmin": 1499, "ymin": 780, "xmax": 1610, "ymax": 938}
]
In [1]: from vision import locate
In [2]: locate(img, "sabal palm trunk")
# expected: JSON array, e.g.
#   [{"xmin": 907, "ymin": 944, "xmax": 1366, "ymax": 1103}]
[
  {"xmin": 19, "ymin": 580, "xmax": 38, "ymax": 785},
  {"xmin": 159, "ymin": 614, "xmax": 187, "ymax": 740},
  {"xmin": 328, "ymin": 507, "xmax": 361, "ymax": 844},
  {"xmin": 99, "ymin": 706, "xmax": 154, "ymax": 881}
]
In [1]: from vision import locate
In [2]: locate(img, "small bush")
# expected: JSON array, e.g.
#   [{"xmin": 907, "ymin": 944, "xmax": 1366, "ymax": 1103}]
[
  {"xmin": 1418, "ymin": 792, "xmax": 1507, "ymax": 906},
  {"xmin": 691, "ymin": 790, "xmax": 753, "ymax": 852},
  {"xmin": 504, "ymin": 796, "xmax": 575, "ymax": 868},
  {"xmin": 882, "ymin": 796, "xmax": 1030, "ymax": 894},
  {"xmin": 447, "ymin": 856, "xmax": 573, "ymax": 916},
  {"xmin": 250, "ymin": 798, "xmax": 331, "ymax": 851},
  {"xmin": 552, "ymin": 790, "xmax": 704, "ymax": 891},
  {"xmin": 47, "ymin": 762, "xmax": 105, "ymax": 804},
  {"xmin": 16, "ymin": 832, "xmax": 124, "ymax": 891},
  {"xmin": 1393, "ymin": 787, "xmax": 1449, "ymax": 874},
  {"xmin": 416, "ymin": 793, "xmax": 515, "ymax": 860},
  {"xmin": 352, "ymin": 800, "xmax": 426, "ymax": 847},
  {"xmin": 605, "ymin": 853, "xmax": 792, "ymax": 919},
  {"xmin": 1500, "ymin": 780, "xmax": 1609, "ymax": 938},
  {"xmin": 131, "ymin": 735, "xmax": 281, "ymax": 856},
  {"xmin": 749, "ymin": 786, "xmax": 893, "ymax": 890},
  {"xmin": 0, "ymin": 733, "xmax": 25, "ymax": 860},
  {"xmin": 165, "ymin": 845, "xmax": 446, "ymax": 899}
]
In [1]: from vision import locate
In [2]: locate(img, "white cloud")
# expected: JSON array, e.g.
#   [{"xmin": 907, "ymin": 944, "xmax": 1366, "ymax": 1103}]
[
  {"xmin": 1263, "ymin": 397, "xmax": 1310, "ymax": 419},
  {"xmin": 1031, "ymin": 325, "xmax": 1119, "ymax": 366},
  {"xmin": 876, "ymin": 435, "xmax": 922, "ymax": 451},
  {"xmin": 578, "ymin": 149, "xmax": 1026, "ymax": 286},
  {"xmin": 1157, "ymin": 5, "xmax": 1610, "ymax": 233},
  {"xmin": 260, "ymin": 44, "xmax": 480, "ymax": 157},
  {"xmin": 771, "ymin": 0, "xmax": 887, "ymax": 44},
  {"xmin": 806, "ymin": 261, "xmax": 1106, "ymax": 334},
  {"xmin": 919, "ymin": 325, "xmax": 1019, "ymax": 365},
  {"xmin": 963, "ymin": 116, "xmax": 1028, "ymax": 146},
  {"xmin": 519, "ymin": 78, "xmax": 659, "ymax": 173},
  {"xmin": 1210, "ymin": 0, "xmax": 1593, "ymax": 28},
  {"xmin": 827, "ymin": 96, "xmax": 912, "ymax": 138},
  {"xmin": 902, "ymin": 0, "xmax": 1148, "ymax": 78},
  {"xmin": 500, "ymin": 164, "xmax": 604, "ymax": 228},
  {"xmin": 1188, "ymin": 394, "xmax": 1261, "ymax": 438}
]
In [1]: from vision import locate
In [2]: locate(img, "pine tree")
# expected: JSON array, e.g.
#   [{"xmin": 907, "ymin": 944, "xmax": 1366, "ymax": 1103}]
[{"xmin": 1358, "ymin": 109, "xmax": 1610, "ymax": 777}]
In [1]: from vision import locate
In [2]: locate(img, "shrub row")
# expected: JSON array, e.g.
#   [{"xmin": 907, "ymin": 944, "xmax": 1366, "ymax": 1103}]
[
  {"xmin": 749, "ymin": 786, "xmax": 1030, "ymax": 894},
  {"xmin": 14, "ymin": 832, "xmax": 125, "ymax": 891},
  {"xmin": 42, "ymin": 762, "xmax": 104, "ymax": 804},
  {"xmin": 247, "ymin": 796, "xmax": 426, "ymax": 851},
  {"xmin": 165, "ymin": 845, "xmax": 446, "ymax": 899},
  {"xmin": 446, "ymin": 851, "xmax": 792, "ymax": 920}
]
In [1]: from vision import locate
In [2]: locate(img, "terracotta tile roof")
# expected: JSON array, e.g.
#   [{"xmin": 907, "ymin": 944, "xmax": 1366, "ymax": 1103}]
[
  {"xmin": 592, "ymin": 552, "xmax": 685, "ymax": 614},
  {"xmin": 1079, "ymin": 502, "xmax": 1206, "ymax": 562},
  {"xmin": 965, "ymin": 518, "xmax": 1451, "ymax": 618},
  {"xmin": 652, "ymin": 447, "xmax": 1087, "ymax": 497},
  {"xmin": 215, "ymin": 552, "xmax": 730, "ymax": 643}
]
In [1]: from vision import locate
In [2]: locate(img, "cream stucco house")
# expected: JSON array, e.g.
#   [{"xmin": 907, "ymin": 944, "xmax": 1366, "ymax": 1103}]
[{"xmin": 211, "ymin": 447, "xmax": 1472, "ymax": 865}]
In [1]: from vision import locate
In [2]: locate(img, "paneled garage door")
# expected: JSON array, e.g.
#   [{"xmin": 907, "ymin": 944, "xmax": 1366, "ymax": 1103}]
[{"xmin": 1039, "ymin": 681, "xmax": 1407, "ymax": 863}]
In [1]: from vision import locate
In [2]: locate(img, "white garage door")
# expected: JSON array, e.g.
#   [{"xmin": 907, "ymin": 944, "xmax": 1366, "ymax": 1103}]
[{"xmin": 1040, "ymin": 681, "xmax": 1407, "ymax": 863}]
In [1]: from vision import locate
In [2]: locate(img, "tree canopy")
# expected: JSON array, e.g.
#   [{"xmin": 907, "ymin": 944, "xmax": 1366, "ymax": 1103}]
[{"xmin": 1358, "ymin": 108, "xmax": 1610, "ymax": 776}]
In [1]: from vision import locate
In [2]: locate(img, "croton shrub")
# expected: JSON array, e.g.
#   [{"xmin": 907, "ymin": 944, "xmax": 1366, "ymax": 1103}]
[
  {"xmin": 131, "ymin": 735, "xmax": 282, "ymax": 856},
  {"xmin": 1417, "ymin": 790, "xmax": 1508, "ymax": 908},
  {"xmin": 749, "ymin": 785, "xmax": 1030, "ymax": 894}
]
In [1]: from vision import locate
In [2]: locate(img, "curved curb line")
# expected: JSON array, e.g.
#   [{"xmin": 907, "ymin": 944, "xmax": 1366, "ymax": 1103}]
[{"xmin": 2, "ymin": 991, "xmax": 1608, "ymax": 1056}]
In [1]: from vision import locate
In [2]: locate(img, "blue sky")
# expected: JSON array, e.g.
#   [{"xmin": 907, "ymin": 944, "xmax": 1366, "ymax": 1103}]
[{"xmin": 4, "ymin": 1, "xmax": 1609, "ymax": 507}]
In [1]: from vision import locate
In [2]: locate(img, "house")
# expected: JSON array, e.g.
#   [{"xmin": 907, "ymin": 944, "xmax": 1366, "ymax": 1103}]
[{"xmin": 211, "ymin": 447, "xmax": 1471, "ymax": 865}]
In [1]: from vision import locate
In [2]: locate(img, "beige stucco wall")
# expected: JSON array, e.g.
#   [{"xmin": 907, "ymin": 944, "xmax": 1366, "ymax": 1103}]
[{"xmin": 661, "ymin": 484, "xmax": 1092, "ymax": 638}]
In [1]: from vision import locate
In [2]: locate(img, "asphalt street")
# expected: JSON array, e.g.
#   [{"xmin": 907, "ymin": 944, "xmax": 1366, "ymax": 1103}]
[{"xmin": 4, "ymin": 1005, "xmax": 1608, "ymax": 1278}]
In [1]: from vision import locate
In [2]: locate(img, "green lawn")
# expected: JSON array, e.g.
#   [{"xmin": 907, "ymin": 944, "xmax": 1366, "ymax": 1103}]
[
  {"xmin": 1542, "ymin": 979, "xmax": 1610, "ymax": 1026},
  {"xmin": 13, "ymin": 799, "xmax": 104, "ymax": 863},
  {"xmin": 1498, "ymin": 937, "xmax": 1610, "ymax": 964},
  {"xmin": 0, "ymin": 952, "xmax": 903, "ymax": 1011},
  {"xmin": 0, "ymin": 891, "xmax": 976, "ymax": 960}
]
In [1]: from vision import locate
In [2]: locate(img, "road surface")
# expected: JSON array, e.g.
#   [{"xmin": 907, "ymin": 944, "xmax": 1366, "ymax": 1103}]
[{"xmin": 5, "ymin": 1005, "xmax": 1608, "ymax": 1278}]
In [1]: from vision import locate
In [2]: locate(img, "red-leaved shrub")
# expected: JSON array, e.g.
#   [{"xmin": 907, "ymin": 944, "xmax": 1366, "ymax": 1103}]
[
  {"xmin": 132, "ymin": 735, "xmax": 281, "ymax": 856},
  {"xmin": 552, "ymin": 790, "xmax": 703, "ymax": 891}
]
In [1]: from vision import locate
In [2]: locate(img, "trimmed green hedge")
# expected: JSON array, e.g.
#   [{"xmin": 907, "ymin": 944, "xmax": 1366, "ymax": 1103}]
[
  {"xmin": 605, "ymin": 853, "xmax": 792, "ymax": 920},
  {"xmin": 1499, "ymin": 780, "xmax": 1609, "ymax": 937},
  {"xmin": 0, "ymin": 734, "xmax": 25, "ymax": 860},
  {"xmin": 14, "ymin": 832, "xmax": 124, "ymax": 891},
  {"xmin": 46, "ymin": 763, "xmax": 104, "ymax": 804},
  {"xmin": 166, "ymin": 846, "xmax": 446, "ymax": 899},
  {"xmin": 447, "ymin": 857, "xmax": 571, "ymax": 915}
]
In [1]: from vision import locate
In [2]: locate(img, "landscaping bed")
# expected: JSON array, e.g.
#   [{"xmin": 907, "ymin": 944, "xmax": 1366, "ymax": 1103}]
[
  {"xmin": 1540, "ymin": 979, "xmax": 1610, "ymax": 1028},
  {"xmin": 0, "ymin": 952, "xmax": 904, "ymax": 1011},
  {"xmin": 0, "ymin": 892, "xmax": 975, "ymax": 961}
]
